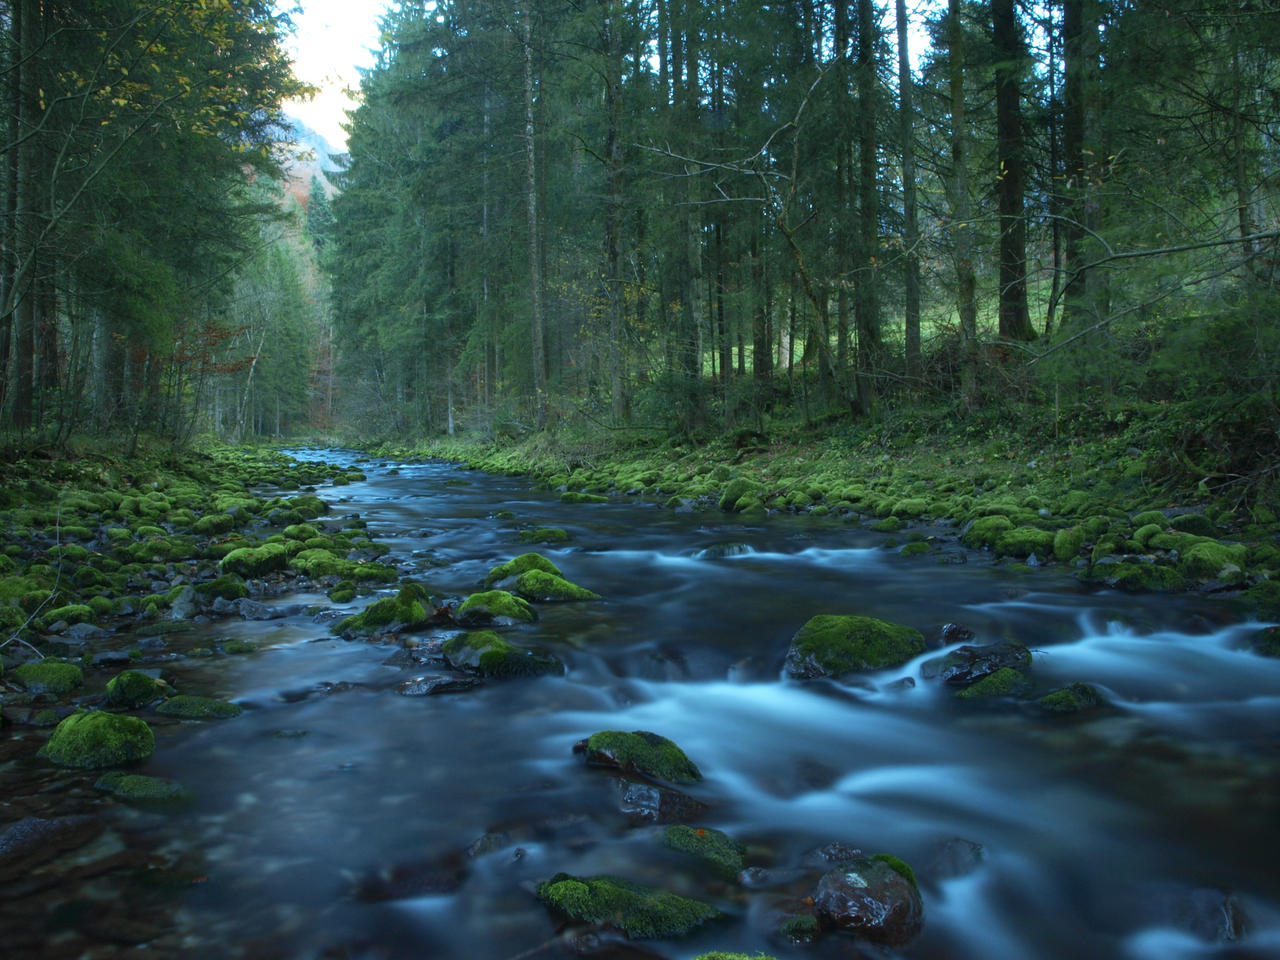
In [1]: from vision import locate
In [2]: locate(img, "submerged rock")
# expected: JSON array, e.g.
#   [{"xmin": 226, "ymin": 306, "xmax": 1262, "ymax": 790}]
[
  {"xmin": 1135, "ymin": 882, "xmax": 1247, "ymax": 942},
  {"xmin": 39, "ymin": 710, "xmax": 155, "ymax": 768},
  {"xmin": 662, "ymin": 824, "xmax": 743, "ymax": 880},
  {"xmin": 812, "ymin": 855, "xmax": 924, "ymax": 946},
  {"xmin": 94, "ymin": 770, "xmax": 193, "ymax": 806},
  {"xmin": 922, "ymin": 641, "xmax": 1032, "ymax": 685},
  {"xmin": 537, "ymin": 872, "xmax": 721, "ymax": 939},
  {"xmin": 397, "ymin": 675, "xmax": 484, "ymax": 696},
  {"xmin": 0, "ymin": 816, "xmax": 105, "ymax": 883},
  {"xmin": 154, "ymin": 695, "xmax": 242, "ymax": 719},
  {"xmin": 441, "ymin": 630, "xmax": 563, "ymax": 678},
  {"xmin": 575, "ymin": 730, "xmax": 702, "ymax": 784},
  {"xmin": 785, "ymin": 615, "xmax": 925, "ymax": 679},
  {"xmin": 1038, "ymin": 682, "xmax": 1104, "ymax": 713}
]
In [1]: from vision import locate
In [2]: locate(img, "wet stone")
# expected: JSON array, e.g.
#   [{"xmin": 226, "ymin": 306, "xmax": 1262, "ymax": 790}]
[
  {"xmin": 813, "ymin": 857, "xmax": 924, "ymax": 946},
  {"xmin": 0, "ymin": 816, "xmax": 106, "ymax": 883},
  {"xmin": 397, "ymin": 675, "xmax": 483, "ymax": 696},
  {"xmin": 614, "ymin": 778, "xmax": 710, "ymax": 825},
  {"xmin": 921, "ymin": 640, "xmax": 1032, "ymax": 685}
]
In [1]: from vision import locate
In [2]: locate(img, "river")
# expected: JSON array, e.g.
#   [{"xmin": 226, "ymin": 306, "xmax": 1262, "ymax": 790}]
[{"xmin": 26, "ymin": 450, "xmax": 1280, "ymax": 959}]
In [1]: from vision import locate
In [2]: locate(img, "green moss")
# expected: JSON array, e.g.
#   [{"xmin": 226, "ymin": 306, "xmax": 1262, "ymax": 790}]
[
  {"xmin": 1039, "ymin": 682, "xmax": 1103, "ymax": 713},
  {"xmin": 578, "ymin": 730, "xmax": 702, "ymax": 783},
  {"xmin": 86, "ymin": 595, "xmax": 114, "ymax": 618},
  {"xmin": 891, "ymin": 498, "xmax": 930, "ymax": 518},
  {"xmin": 1130, "ymin": 510, "xmax": 1168, "ymax": 528},
  {"xmin": 94, "ymin": 771, "xmax": 192, "ymax": 806},
  {"xmin": 962, "ymin": 515, "xmax": 1015, "ymax": 549},
  {"xmin": 786, "ymin": 614, "xmax": 925, "ymax": 678},
  {"xmin": 457, "ymin": 589, "xmax": 535, "ymax": 624},
  {"xmin": 282, "ymin": 523, "xmax": 321, "ymax": 541},
  {"xmin": 105, "ymin": 670, "xmax": 166, "ymax": 708},
  {"xmin": 537, "ymin": 873, "xmax": 720, "ymax": 939},
  {"xmin": 288, "ymin": 494, "xmax": 329, "ymax": 519},
  {"xmin": 871, "ymin": 853, "xmax": 920, "ymax": 895},
  {"xmin": 154, "ymin": 695, "xmax": 242, "ymax": 719},
  {"xmin": 517, "ymin": 526, "xmax": 570, "ymax": 544},
  {"xmin": 222, "ymin": 640, "xmax": 257, "ymax": 654},
  {"xmin": 192, "ymin": 512, "xmax": 237, "ymax": 535},
  {"xmin": 1251, "ymin": 626, "xmax": 1280, "ymax": 658},
  {"xmin": 441, "ymin": 629, "xmax": 564, "ymax": 678},
  {"xmin": 514, "ymin": 569, "xmax": 601, "ymax": 601},
  {"xmin": 777, "ymin": 914, "xmax": 820, "ymax": 944},
  {"xmin": 995, "ymin": 526, "xmax": 1056, "ymax": 558},
  {"xmin": 719, "ymin": 477, "xmax": 764, "ymax": 512},
  {"xmin": 1245, "ymin": 580, "xmax": 1280, "ymax": 619},
  {"xmin": 663, "ymin": 825, "xmax": 744, "ymax": 880},
  {"xmin": 289, "ymin": 548, "xmax": 350, "ymax": 578},
  {"xmin": 42, "ymin": 603, "xmax": 94, "ymax": 625},
  {"xmin": 484, "ymin": 552, "xmax": 562, "ymax": 587},
  {"xmin": 1133, "ymin": 523, "xmax": 1164, "ymax": 548},
  {"xmin": 13, "ymin": 660, "xmax": 83, "ymax": 695},
  {"xmin": 1170, "ymin": 513, "xmax": 1219, "ymax": 538},
  {"xmin": 1053, "ymin": 526, "xmax": 1086, "ymax": 562},
  {"xmin": 1095, "ymin": 562, "xmax": 1188, "ymax": 593},
  {"xmin": 39, "ymin": 710, "xmax": 155, "ymax": 768},
  {"xmin": 955, "ymin": 667, "xmax": 1028, "ymax": 700},
  {"xmin": 900, "ymin": 541, "xmax": 932, "ymax": 557},
  {"xmin": 561, "ymin": 491, "xmax": 608, "ymax": 504},
  {"xmin": 195, "ymin": 574, "xmax": 249, "ymax": 602},
  {"xmin": 335, "ymin": 585, "xmax": 431, "ymax": 635},
  {"xmin": 872, "ymin": 515, "xmax": 904, "ymax": 533},
  {"xmin": 220, "ymin": 542, "xmax": 287, "ymax": 578},
  {"xmin": 1179, "ymin": 540, "xmax": 1247, "ymax": 580}
]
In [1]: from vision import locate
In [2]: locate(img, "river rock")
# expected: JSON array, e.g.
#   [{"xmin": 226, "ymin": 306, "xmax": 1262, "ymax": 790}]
[
  {"xmin": 38, "ymin": 710, "xmax": 155, "ymax": 768},
  {"xmin": 1134, "ymin": 882, "xmax": 1247, "ymax": 942},
  {"xmin": 614, "ymin": 778, "xmax": 710, "ymax": 825},
  {"xmin": 234, "ymin": 598, "xmax": 305, "ymax": 620},
  {"xmin": 537, "ymin": 872, "xmax": 721, "ymax": 939},
  {"xmin": 575, "ymin": 730, "xmax": 702, "ymax": 783},
  {"xmin": 397, "ymin": 675, "xmax": 483, "ymax": 696},
  {"xmin": 921, "ymin": 640, "xmax": 1032, "ymax": 685},
  {"xmin": 0, "ymin": 815, "xmax": 105, "ymax": 883},
  {"xmin": 785, "ymin": 615, "xmax": 925, "ymax": 679},
  {"xmin": 812, "ymin": 857, "xmax": 924, "ymax": 946}
]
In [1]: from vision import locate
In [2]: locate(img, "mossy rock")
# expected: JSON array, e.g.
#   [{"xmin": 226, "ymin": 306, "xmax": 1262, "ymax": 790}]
[
  {"xmin": 194, "ymin": 574, "xmax": 250, "ymax": 602},
  {"xmin": 1170, "ymin": 513, "xmax": 1219, "ymax": 538},
  {"xmin": 663, "ymin": 825, "xmax": 744, "ymax": 880},
  {"xmin": 39, "ymin": 710, "xmax": 154, "ymax": 767},
  {"xmin": 1039, "ymin": 682, "xmax": 1103, "ymax": 713},
  {"xmin": 222, "ymin": 640, "xmax": 258, "ymax": 654},
  {"xmin": 1133, "ymin": 523, "xmax": 1165, "ymax": 549},
  {"xmin": 105, "ymin": 670, "xmax": 167, "ymax": 708},
  {"xmin": 154, "ymin": 695, "xmax": 242, "ymax": 719},
  {"xmin": 955, "ymin": 667, "xmax": 1029, "ymax": 700},
  {"xmin": 871, "ymin": 853, "xmax": 920, "ymax": 895},
  {"xmin": 900, "ymin": 541, "xmax": 932, "ymax": 558},
  {"xmin": 1251, "ymin": 626, "xmax": 1280, "ymax": 658},
  {"xmin": 537, "ymin": 873, "xmax": 720, "ymax": 939},
  {"xmin": 13, "ymin": 660, "xmax": 84, "ymax": 695},
  {"xmin": 282, "ymin": 523, "xmax": 321, "ymax": 541},
  {"xmin": 289, "ymin": 548, "xmax": 351, "ymax": 578},
  {"xmin": 1244, "ymin": 580, "xmax": 1280, "ymax": 619},
  {"xmin": 961, "ymin": 515, "xmax": 1015, "ymax": 550},
  {"xmin": 485, "ymin": 552, "xmax": 562, "ymax": 587},
  {"xmin": 575, "ymin": 730, "xmax": 702, "ymax": 783},
  {"xmin": 192, "ymin": 512, "xmax": 237, "ymax": 536},
  {"xmin": 891, "ymin": 498, "xmax": 930, "ymax": 518},
  {"xmin": 995, "ymin": 526, "xmax": 1056, "ymax": 559},
  {"xmin": 220, "ymin": 543, "xmax": 288, "ymax": 579},
  {"xmin": 94, "ymin": 771, "xmax": 192, "ymax": 806},
  {"xmin": 517, "ymin": 527, "xmax": 570, "ymax": 544},
  {"xmin": 441, "ymin": 630, "xmax": 564, "ymax": 678},
  {"xmin": 695, "ymin": 955, "xmax": 780, "ymax": 960},
  {"xmin": 42, "ymin": 603, "xmax": 95, "ymax": 626},
  {"xmin": 1178, "ymin": 540, "xmax": 1247, "ymax": 581},
  {"xmin": 785, "ymin": 615, "xmax": 925, "ymax": 679},
  {"xmin": 1094, "ymin": 562, "xmax": 1188, "ymax": 593},
  {"xmin": 1053, "ymin": 526, "xmax": 1086, "ymax": 562},
  {"xmin": 719, "ymin": 477, "xmax": 764, "ymax": 513},
  {"xmin": 335, "ymin": 585, "xmax": 431, "ymax": 635},
  {"xmin": 456, "ymin": 589, "xmax": 535, "ymax": 624},
  {"xmin": 514, "ymin": 570, "xmax": 601, "ymax": 602},
  {"xmin": 872, "ymin": 515, "xmax": 904, "ymax": 533},
  {"xmin": 561, "ymin": 491, "xmax": 608, "ymax": 504},
  {"xmin": 1130, "ymin": 510, "xmax": 1168, "ymax": 529},
  {"xmin": 288, "ymin": 494, "xmax": 329, "ymax": 519}
]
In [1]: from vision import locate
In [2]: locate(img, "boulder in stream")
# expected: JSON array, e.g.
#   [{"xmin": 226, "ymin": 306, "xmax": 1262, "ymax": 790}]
[
  {"xmin": 812, "ymin": 855, "xmax": 924, "ymax": 946},
  {"xmin": 1038, "ymin": 681, "xmax": 1104, "ymax": 713},
  {"xmin": 12, "ymin": 660, "xmax": 84, "ymax": 696},
  {"xmin": 921, "ymin": 640, "xmax": 1032, "ymax": 685},
  {"xmin": 154, "ymin": 695, "xmax": 243, "ymax": 719},
  {"xmin": 484, "ymin": 551, "xmax": 562, "ymax": 587},
  {"xmin": 615, "ymin": 778, "xmax": 710, "ymax": 825},
  {"xmin": 514, "ymin": 569, "xmax": 601, "ymax": 602},
  {"xmin": 785, "ymin": 615, "xmax": 925, "ymax": 679},
  {"xmin": 104, "ymin": 669, "xmax": 168, "ymax": 708},
  {"xmin": 662, "ymin": 824, "xmax": 743, "ymax": 880},
  {"xmin": 94, "ymin": 771, "xmax": 193, "ymax": 806},
  {"xmin": 456, "ymin": 589, "xmax": 536, "ymax": 625},
  {"xmin": 441, "ymin": 630, "xmax": 564, "ymax": 678},
  {"xmin": 38, "ymin": 710, "xmax": 155, "ymax": 767},
  {"xmin": 575, "ymin": 730, "xmax": 703, "ymax": 784},
  {"xmin": 537, "ymin": 872, "xmax": 721, "ymax": 939}
]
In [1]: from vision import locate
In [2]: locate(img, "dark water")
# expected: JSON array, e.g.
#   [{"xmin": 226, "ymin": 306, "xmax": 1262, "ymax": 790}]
[{"xmin": 18, "ymin": 451, "xmax": 1280, "ymax": 959}]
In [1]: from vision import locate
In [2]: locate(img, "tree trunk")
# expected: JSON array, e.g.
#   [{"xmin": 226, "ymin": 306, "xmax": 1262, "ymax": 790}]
[
  {"xmin": 522, "ymin": 7, "xmax": 547, "ymax": 429},
  {"xmin": 993, "ymin": 0, "xmax": 1034, "ymax": 341},
  {"xmin": 601, "ymin": 0, "xmax": 626, "ymax": 424},
  {"xmin": 1061, "ymin": 0, "xmax": 1087, "ymax": 329},
  {"xmin": 896, "ymin": 0, "xmax": 921, "ymax": 383},
  {"xmin": 853, "ymin": 0, "xmax": 880, "ymax": 414},
  {"xmin": 948, "ymin": 0, "xmax": 979, "ymax": 410}
]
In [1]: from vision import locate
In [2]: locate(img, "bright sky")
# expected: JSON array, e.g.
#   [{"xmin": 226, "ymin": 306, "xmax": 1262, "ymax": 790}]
[{"xmin": 278, "ymin": 0, "xmax": 387, "ymax": 149}]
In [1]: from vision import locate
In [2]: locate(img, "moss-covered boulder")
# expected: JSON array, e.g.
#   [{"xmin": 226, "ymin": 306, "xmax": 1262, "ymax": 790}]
[
  {"xmin": 441, "ymin": 630, "xmax": 564, "ymax": 678},
  {"xmin": 195, "ymin": 574, "xmax": 250, "ymax": 603},
  {"xmin": 290, "ymin": 548, "xmax": 351, "ymax": 578},
  {"xmin": 574, "ymin": 730, "xmax": 702, "ymax": 784},
  {"xmin": 39, "ymin": 711, "xmax": 154, "ymax": 767},
  {"xmin": 561, "ymin": 491, "xmax": 608, "ymax": 504},
  {"xmin": 513, "ymin": 569, "xmax": 601, "ymax": 602},
  {"xmin": 537, "ymin": 873, "xmax": 721, "ymax": 939},
  {"xmin": 719, "ymin": 477, "xmax": 764, "ymax": 512},
  {"xmin": 961, "ymin": 515, "xmax": 1015, "ymax": 550},
  {"xmin": 41, "ymin": 603, "xmax": 94, "ymax": 626},
  {"xmin": 94, "ymin": 771, "xmax": 192, "ymax": 806},
  {"xmin": 663, "ymin": 825, "xmax": 744, "ymax": 880},
  {"xmin": 995, "ymin": 526, "xmax": 1056, "ymax": 559},
  {"xmin": 785, "ymin": 615, "xmax": 925, "ymax": 679},
  {"xmin": 954, "ymin": 667, "xmax": 1030, "ymax": 700},
  {"xmin": 335, "ymin": 584, "xmax": 432, "ymax": 635},
  {"xmin": 1053, "ymin": 526, "xmax": 1086, "ymax": 562},
  {"xmin": 517, "ymin": 527, "xmax": 570, "ymax": 544},
  {"xmin": 220, "ymin": 542, "xmax": 287, "ymax": 578},
  {"xmin": 1170, "ymin": 513, "xmax": 1219, "ymax": 538},
  {"xmin": 456, "ymin": 589, "xmax": 535, "ymax": 624},
  {"xmin": 105, "ymin": 670, "xmax": 167, "ymax": 708},
  {"xmin": 484, "ymin": 552, "xmax": 562, "ymax": 587},
  {"xmin": 1178, "ymin": 540, "xmax": 1247, "ymax": 581},
  {"xmin": 12, "ymin": 660, "xmax": 83, "ymax": 695},
  {"xmin": 1091, "ymin": 561, "xmax": 1188, "ymax": 593},
  {"xmin": 288, "ymin": 494, "xmax": 328, "ymax": 519},
  {"xmin": 154, "ymin": 695, "xmax": 242, "ymax": 719},
  {"xmin": 1039, "ymin": 682, "xmax": 1103, "ymax": 713}
]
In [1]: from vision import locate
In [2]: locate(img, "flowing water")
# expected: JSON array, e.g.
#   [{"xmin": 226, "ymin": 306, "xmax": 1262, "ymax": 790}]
[{"xmin": 10, "ymin": 451, "xmax": 1280, "ymax": 959}]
